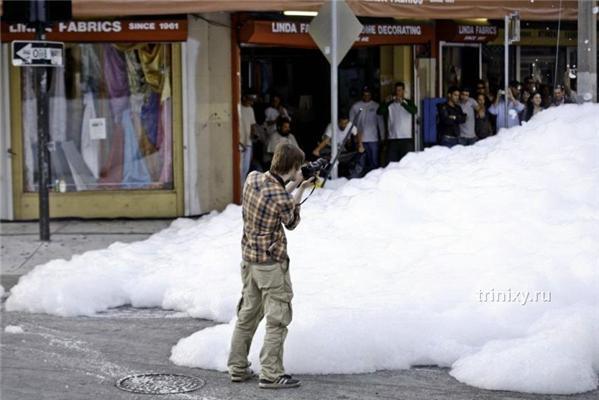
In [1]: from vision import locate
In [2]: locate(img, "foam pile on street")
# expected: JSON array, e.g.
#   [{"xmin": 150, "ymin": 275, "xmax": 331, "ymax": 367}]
[
  {"xmin": 6, "ymin": 104, "xmax": 599, "ymax": 394},
  {"xmin": 4, "ymin": 325, "xmax": 24, "ymax": 334}
]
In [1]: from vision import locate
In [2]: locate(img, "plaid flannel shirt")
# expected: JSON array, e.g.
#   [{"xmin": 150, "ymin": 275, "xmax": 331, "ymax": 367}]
[{"xmin": 241, "ymin": 171, "xmax": 301, "ymax": 264}]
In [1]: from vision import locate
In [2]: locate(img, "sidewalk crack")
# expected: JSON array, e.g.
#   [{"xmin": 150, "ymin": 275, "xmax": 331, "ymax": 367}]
[{"xmin": 14, "ymin": 241, "xmax": 44, "ymax": 272}]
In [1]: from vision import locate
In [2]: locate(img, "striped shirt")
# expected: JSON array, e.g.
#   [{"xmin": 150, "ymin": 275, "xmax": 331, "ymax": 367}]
[{"xmin": 242, "ymin": 171, "xmax": 301, "ymax": 263}]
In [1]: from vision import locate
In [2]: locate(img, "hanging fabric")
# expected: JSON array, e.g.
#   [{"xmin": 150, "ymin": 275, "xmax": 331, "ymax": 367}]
[
  {"xmin": 137, "ymin": 44, "xmax": 165, "ymax": 93},
  {"xmin": 80, "ymin": 91, "xmax": 101, "ymax": 179},
  {"xmin": 141, "ymin": 91, "xmax": 160, "ymax": 147},
  {"xmin": 21, "ymin": 68, "xmax": 38, "ymax": 191},
  {"xmin": 81, "ymin": 44, "xmax": 102, "ymax": 94},
  {"xmin": 121, "ymin": 108, "xmax": 151, "ymax": 188},
  {"xmin": 99, "ymin": 44, "xmax": 128, "ymax": 185},
  {"xmin": 49, "ymin": 66, "xmax": 71, "ymax": 186}
]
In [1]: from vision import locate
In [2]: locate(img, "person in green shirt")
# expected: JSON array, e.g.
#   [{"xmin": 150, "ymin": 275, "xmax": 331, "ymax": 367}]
[{"xmin": 378, "ymin": 82, "xmax": 418, "ymax": 165}]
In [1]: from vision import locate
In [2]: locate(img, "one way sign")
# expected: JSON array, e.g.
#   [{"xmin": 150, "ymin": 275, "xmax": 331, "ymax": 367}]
[{"xmin": 12, "ymin": 40, "xmax": 64, "ymax": 67}]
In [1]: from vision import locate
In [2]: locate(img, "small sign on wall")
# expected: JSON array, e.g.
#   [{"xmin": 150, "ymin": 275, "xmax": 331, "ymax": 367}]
[{"xmin": 89, "ymin": 118, "xmax": 106, "ymax": 140}]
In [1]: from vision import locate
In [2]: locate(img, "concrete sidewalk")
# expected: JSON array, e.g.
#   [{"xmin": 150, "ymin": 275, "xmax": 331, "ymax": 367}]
[
  {"xmin": 1, "ymin": 219, "xmax": 597, "ymax": 400},
  {"xmin": 1, "ymin": 219, "xmax": 173, "ymax": 291}
]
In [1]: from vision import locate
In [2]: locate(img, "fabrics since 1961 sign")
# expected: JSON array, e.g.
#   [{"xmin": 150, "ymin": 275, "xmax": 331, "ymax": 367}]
[{"xmin": 0, "ymin": 17, "xmax": 187, "ymax": 43}]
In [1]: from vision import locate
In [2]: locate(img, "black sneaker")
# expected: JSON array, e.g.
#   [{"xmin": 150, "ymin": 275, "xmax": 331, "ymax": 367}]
[
  {"xmin": 259, "ymin": 374, "xmax": 301, "ymax": 389},
  {"xmin": 230, "ymin": 367, "xmax": 256, "ymax": 383}
]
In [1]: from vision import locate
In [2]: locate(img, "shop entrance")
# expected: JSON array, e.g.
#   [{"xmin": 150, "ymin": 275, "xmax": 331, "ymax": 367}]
[
  {"xmin": 240, "ymin": 46, "xmax": 381, "ymax": 169},
  {"xmin": 439, "ymin": 42, "xmax": 482, "ymax": 95}
]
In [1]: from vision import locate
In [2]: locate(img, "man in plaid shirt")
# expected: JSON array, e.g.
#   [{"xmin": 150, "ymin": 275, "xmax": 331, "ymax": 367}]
[{"xmin": 228, "ymin": 142, "xmax": 315, "ymax": 389}]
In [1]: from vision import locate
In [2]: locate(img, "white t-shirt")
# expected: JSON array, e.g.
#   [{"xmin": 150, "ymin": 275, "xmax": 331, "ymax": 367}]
[
  {"xmin": 267, "ymin": 132, "xmax": 299, "ymax": 153},
  {"xmin": 324, "ymin": 123, "xmax": 358, "ymax": 145},
  {"xmin": 240, "ymin": 104, "xmax": 256, "ymax": 146},
  {"xmin": 350, "ymin": 100, "xmax": 383, "ymax": 143},
  {"xmin": 387, "ymin": 101, "xmax": 413, "ymax": 139},
  {"xmin": 264, "ymin": 106, "xmax": 290, "ymax": 135},
  {"xmin": 459, "ymin": 97, "xmax": 478, "ymax": 138}
]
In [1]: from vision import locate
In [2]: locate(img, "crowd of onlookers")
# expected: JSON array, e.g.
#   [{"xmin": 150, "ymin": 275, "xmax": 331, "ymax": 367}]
[
  {"xmin": 238, "ymin": 77, "xmax": 577, "ymax": 183},
  {"xmin": 437, "ymin": 77, "xmax": 576, "ymax": 148},
  {"xmin": 239, "ymin": 83, "xmax": 419, "ymax": 182}
]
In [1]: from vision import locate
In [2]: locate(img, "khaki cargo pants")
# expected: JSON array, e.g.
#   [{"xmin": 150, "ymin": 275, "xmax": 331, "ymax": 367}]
[{"xmin": 228, "ymin": 259, "xmax": 293, "ymax": 381}]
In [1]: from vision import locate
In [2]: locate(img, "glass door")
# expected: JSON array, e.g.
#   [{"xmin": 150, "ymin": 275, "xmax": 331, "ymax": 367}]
[{"xmin": 439, "ymin": 42, "xmax": 482, "ymax": 96}]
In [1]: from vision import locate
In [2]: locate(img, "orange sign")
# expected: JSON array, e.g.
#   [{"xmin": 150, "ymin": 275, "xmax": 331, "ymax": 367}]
[
  {"xmin": 240, "ymin": 20, "xmax": 433, "ymax": 48},
  {"xmin": 0, "ymin": 17, "xmax": 187, "ymax": 42}
]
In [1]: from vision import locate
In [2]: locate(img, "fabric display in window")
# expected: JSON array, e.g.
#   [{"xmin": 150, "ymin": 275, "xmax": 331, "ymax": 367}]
[
  {"xmin": 21, "ymin": 68, "xmax": 37, "ymax": 191},
  {"xmin": 99, "ymin": 44, "xmax": 151, "ymax": 188},
  {"xmin": 21, "ymin": 42, "xmax": 173, "ymax": 192}
]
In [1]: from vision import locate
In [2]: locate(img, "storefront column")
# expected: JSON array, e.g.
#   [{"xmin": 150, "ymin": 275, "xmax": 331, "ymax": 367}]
[{"xmin": 577, "ymin": 0, "xmax": 597, "ymax": 102}]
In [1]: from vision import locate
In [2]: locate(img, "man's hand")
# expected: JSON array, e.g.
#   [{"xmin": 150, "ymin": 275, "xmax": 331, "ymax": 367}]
[
  {"xmin": 312, "ymin": 149, "xmax": 320, "ymax": 157},
  {"xmin": 358, "ymin": 144, "xmax": 365, "ymax": 153},
  {"xmin": 300, "ymin": 176, "xmax": 316, "ymax": 190}
]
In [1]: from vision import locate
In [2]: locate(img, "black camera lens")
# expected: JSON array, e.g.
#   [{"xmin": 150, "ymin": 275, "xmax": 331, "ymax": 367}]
[{"xmin": 302, "ymin": 158, "xmax": 329, "ymax": 180}]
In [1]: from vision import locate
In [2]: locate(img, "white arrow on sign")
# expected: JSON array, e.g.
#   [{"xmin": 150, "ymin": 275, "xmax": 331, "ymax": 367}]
[
  {"xmin": 16, "ymin": 43, "xmax": 33, "ymax": 63},
  {"xmin": 12, "ymin": 41, "xmax": 64, "ymax": 67}
]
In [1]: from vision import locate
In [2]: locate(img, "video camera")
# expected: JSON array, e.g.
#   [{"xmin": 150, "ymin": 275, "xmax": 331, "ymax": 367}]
[{"xmin": 301, "ymin": 158, "xmax": 329, "ymax": 180}]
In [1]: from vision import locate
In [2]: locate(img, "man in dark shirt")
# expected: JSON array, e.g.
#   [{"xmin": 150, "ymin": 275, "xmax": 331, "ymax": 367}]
[
  {"xmin": 437, "ymin": 86, "xmax": 466, "ymax": 148},
  {"xmin": 228, "ymin": 142, "xmax": 314, "ymax": 389}
]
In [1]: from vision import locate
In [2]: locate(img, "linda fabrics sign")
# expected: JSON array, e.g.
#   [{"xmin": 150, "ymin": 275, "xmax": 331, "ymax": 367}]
[
  {"xmin": 436, "ymin": 21, "xmax": 498, "ymax": 43},
  {"xmin": 241, "ymin": 20, "xmax": 433, "ymax": 47},
  {"xmin": 0, "ymin": 17, "xmax": 187, "ymax": 42}
]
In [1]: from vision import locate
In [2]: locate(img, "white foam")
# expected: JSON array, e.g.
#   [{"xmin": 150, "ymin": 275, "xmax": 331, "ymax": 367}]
[{"xmin": 5, "ymin": 325, "xmax": 24, "ymax": 334}]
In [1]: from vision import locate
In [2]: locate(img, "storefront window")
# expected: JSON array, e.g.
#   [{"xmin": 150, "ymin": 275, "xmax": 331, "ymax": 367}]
[
  {"xmin": 21, "ymin": 43, "xmax": 173, "ymax": 192},
  {"xmin": 519, "ymin": 46, "xmax": 568, "ymax": 87}
]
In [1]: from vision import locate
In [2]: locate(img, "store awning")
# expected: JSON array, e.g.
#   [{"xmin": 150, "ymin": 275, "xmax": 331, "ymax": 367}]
[{"xmin": 0, "ymin": 0, "xmax": 580, "ymax": 21}]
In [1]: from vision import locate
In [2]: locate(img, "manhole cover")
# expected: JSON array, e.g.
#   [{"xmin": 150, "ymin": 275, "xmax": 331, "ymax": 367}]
[{"xmin": 116, "ymin": 373, "xmax": 205, "ymax": 394}]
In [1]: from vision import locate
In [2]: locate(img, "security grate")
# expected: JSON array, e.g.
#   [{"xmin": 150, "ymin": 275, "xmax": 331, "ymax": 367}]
[{"xmin": 116, "ymin": 373, "xmax": 205, "ymax": 395}]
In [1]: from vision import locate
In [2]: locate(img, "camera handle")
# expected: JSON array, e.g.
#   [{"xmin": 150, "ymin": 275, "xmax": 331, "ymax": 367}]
[{"xmin": 298, "ymin": 108, "xmax": 363, "ymax": 206}]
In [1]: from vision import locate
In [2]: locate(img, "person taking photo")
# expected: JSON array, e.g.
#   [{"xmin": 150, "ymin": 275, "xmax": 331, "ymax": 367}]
[{"xmin": 228, "ymin": 142, "xmax": 314, "ymax": 390}]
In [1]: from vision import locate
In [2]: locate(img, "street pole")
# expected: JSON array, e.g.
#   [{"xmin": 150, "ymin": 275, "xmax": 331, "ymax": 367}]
[
  {"xmin": 577, "ymin": 0, "xmax": 597, "ymax": 102},
  {"xmin": 504, "ymin": 15, "xmax": 509, "ymax": 128},
  {"xmin": 35, "ymin": 19, "xmax": 51, "ymax": 241},
  {"xmin": 330, "ymin": 0, "xmax": 338, "ymax": 179}
]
